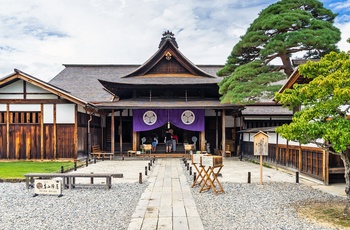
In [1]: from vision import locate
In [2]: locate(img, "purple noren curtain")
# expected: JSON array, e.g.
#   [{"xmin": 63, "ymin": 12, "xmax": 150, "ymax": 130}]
[{"xmin": 133, "ymin": 109, "xmax": 204, "ymax": 132}]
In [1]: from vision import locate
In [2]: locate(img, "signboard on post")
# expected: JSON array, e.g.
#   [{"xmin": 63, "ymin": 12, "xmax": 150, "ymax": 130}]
[
  {"xmin": 34, "ymin": 179, "xmax": 63, "ymax": 197},
  {"xmin": 253, "ymin": 131, "xmax": 269, "ymax": 185},
  {"xmin": 253, "ymin": 131, "xmax": 269, "ymax": 156}
]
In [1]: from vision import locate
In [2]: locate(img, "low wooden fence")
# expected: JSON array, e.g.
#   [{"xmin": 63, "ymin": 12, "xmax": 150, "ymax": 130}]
[{"xmin": 242, "ymin": 142, "xmax": 324, "ymax": 180}]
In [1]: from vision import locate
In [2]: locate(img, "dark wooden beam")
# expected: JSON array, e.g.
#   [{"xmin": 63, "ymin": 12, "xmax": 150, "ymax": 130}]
[{"xmin": 0, "ymin": 99, "xmax": 72, "ymax": 104}]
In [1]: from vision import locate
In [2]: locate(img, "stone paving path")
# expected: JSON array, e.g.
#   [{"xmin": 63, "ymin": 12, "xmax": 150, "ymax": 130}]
[{"xmin": 127, "ymin": 158, "xmax": 204, "ymax": 230}]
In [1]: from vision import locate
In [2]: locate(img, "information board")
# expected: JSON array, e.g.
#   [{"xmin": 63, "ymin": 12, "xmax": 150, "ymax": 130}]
[{"xmin": 34, "ymin": 179, "xmax": 63, "ymax": 196}]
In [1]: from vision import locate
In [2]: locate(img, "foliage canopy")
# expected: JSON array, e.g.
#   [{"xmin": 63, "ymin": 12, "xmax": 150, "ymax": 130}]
[
  {"xmin": 275, "ymin": 50, "xmax": 350, "ymax": 208},
  {"xmin": 218, "ymin": 0, "xmax": 341, "ymax": 105},
  {"xmin": 275, "ymin": 51, "xmax": 350, "ymax": 154}
]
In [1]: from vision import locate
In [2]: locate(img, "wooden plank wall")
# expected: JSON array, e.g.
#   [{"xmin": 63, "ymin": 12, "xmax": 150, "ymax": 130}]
[
  {"xmin": 56, "ymin": 125, "xmax": 74, "ymax": 159},
  {"xmin": 0, "ymin": 110, "xmax": 77, "ymax": 159}
]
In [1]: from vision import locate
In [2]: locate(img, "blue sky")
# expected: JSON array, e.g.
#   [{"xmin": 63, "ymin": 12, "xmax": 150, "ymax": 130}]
[{"xmin": 0, "ymin": 0, "xmax": 349, "ymax": 81}]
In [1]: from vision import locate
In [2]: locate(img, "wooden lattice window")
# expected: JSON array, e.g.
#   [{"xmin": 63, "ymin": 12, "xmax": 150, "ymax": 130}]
[{"xmin": 0, "ymin": 112, "xmax": 40, "ymax": 124}]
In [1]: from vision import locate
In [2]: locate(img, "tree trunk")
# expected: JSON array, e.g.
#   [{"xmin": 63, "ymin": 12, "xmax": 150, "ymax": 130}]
[
  {"xmin": 339, "ymin": 150, "xmax": 350, "ymax": 215},
  {"xmin": 279, "ymin": 53, "xmax": 294, "ymax": 76}
]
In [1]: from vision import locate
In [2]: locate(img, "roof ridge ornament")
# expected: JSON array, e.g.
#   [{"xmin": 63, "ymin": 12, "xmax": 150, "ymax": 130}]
[{"xmin": 158, "ymin": 30, "xmax": 179, "ymax": 49}]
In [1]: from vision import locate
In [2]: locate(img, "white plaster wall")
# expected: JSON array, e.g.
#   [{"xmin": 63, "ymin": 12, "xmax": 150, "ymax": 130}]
[
  {"xmin": 300, "ymin": 142, "xmax": 319, "ymax": 148},
  {"xmin": 56, "ymin": 104, "xmax": 75, "ymax": 124},
  {"xmin": 10, "ymin": 104, "xmax": 40, "ymax": 111},
  {"xmin": 243, "ymin": 133, "xmax": 251, "ymax": 142},
  {"xmin": 268, "ymin": 133, "xmax": 277, "ymax": 143},
  {"xmin": 0, "ymin": 104, "xmax": 6, "ymax": 111},
  {"xmin": 26, "ymin": 83, "xmax": 49, "ymax": 93},
  {"xmin": 278, "ymin": 137, "xmax": 288, "ymax": 145},
  {"xmin": 0, "ymin": 80, "xmax": 23, "ymax": 93},
  {"xmin": 0, "ymin": 94, "xmax": 23, "ymax": 99},
  {"xmin": 43, "ymin": 104, "xmax": 53, "ymax": 123},
  {"xmin": 26, "ymin": 94, "xmax": 58, "ymax": 99}
]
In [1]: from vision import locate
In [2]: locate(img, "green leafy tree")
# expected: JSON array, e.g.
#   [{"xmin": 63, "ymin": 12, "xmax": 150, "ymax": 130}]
[
  {"xmin": 275, "ymin": 51, "xmax": 350, "ymax": 213},
  {"xmin": 218, "ymin": 0, "xmax": 341, "ymax": 104}
]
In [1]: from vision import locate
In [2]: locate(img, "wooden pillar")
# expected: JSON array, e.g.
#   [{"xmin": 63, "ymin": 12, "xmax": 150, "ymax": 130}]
[
  {"xmin": 40, "ymin": 104, "xmax": 44, "ymax": 160},
  {"xmin": 215, "ymin": 110, "xmax": 219, "ymax": 154},
  {"xmin": 101, "ymin": 114, "xmax": 105, "ymax": 150},
  {"xmin": 323, "ymin": 149, "xmax": 329, "ymax": 185},
  {"xmin": 25, "ymin": 132, "xmax": 30, "ymax": 160},
  {"xmin": 119, "ymin": 110, "xmax": 123, "ymax": 155},
  {"xmin": 53, "ymin": 104, "xmax": 57, "ymax": 159},
  {"xmin": 74, "ymin": 104, "xmax": 78, "ymax": 159},
  {"xmin": 6, "ymin": 104, "xmax": 10, "ymax": 159},
  {"xmin": 286, "ymin": 140, "xmax": 290, "ymax": 166},
  {"xmin": 133, "ymin": 131, "xmax": 137, "ymax": 150},
  {"xmin": 276, "ymin": 133, "xmax": 279, "ymax": 163},
  {"xmin": 111, "ymin": 109, "xmax": 115, "ymax": 154},
  {"xmin": 298, "ymin": 143, "xmax": 302, "ymax": 172},
  {"xmin": 221, "ymin": 109, "xmax": 226, "ymax": 157},
  {"xmin": 200, "ymin": 130, "xmax": 205, "ymax": 151}
]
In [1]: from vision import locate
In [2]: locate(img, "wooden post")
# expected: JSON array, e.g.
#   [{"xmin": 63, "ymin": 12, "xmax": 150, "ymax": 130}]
[
  {"xmin": 323, "ymin": 149, "xmax": 329, "ymax": 185},
  {"xmin": 6, "ymin": 104, "xmax": 10, "ymax": 159},
  {"xmin": 74, "ymin": 104, "xmax": 78, "ymax": 159},
  {"xmin": 276, "ymin": 133, "xmax": 279, "ymax": 164},
  {"xmin": 221, "ymin": 109, "xmax": 226, "ymax": 157},
  {"xmin": 40, "ymin": 104, "xmax": 44, "ymax": 160},
  {"xmin": 15, "ymin": 133, "xmax": 20, "ymax": 159},
  {"xmin": 53, "ymin": 104, "xmax": 57, "ymax": 159},
  {"xmin": 139, "ymin": 172, "xmax": 142, "ymax": 184},
  {"xmin": 215, "ymin": 110, "xmax": 218, "ymax": 154},
  {"xmin": 111, "ymin": 109, "xmax": 115, "ymax": 155},
  {"xmin": 298, "ymin": 143, "xmax": 303, "ymax": 173},
  {"xmin": 119, "ymin": 110, "xmax": 123, "ymax": 155},
  {"xmin": 132, "ymin": 131, "xmax": 137, "ymax": 151},
  {"xmin": 200, "ymin": 130, "xmax": 205, "ymax": 151},
  {"xmin": 260, "ymin": 155, "xmax": 263, "ymax": 185},
  {"xmin": 26, "ymin": 135, "xmax": 30, "ymax": 160}
]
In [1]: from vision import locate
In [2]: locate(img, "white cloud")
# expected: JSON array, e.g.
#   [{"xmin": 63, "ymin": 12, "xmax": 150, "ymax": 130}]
[{"xmin": 0, "ymin": 0, "xmax": 349, "ymax": 82}]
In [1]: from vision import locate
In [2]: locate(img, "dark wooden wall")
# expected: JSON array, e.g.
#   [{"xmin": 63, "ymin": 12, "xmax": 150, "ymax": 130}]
[
  {"xmin": 242, "ymin": 142, "xmax": 324, "ymax": 180},
  {"xmin": 0, "ymin": 123, "xmax": 75, "ymax": 160}
]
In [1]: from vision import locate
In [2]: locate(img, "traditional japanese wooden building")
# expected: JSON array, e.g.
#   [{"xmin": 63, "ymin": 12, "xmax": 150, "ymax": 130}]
[
  {"xmin": 3, "ymin": 31, "xmax": 340, "ymax": 184},
  {"xmin": 0, "ymin": 31, "xmax": 250, "ymax": 160}
]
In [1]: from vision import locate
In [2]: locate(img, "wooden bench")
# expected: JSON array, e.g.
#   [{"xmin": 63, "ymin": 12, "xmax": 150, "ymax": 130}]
[
  {"xmin": 25, "ymin": 172, "xmax": 123, "ymax": 190},
  {"xmin": 128, "ymin": 150, "xmax": 137, "ymax": 157},
  {"xmin": 67, "ymin": 173, "xmax": 114, "ymax": 190},
  {"xmin": 91, "ymin": 145, "xmax": 114, "ymax": 160},
  {"xmin": 24, "ymin": 173, "xmax": 70, "ymax": 189}
]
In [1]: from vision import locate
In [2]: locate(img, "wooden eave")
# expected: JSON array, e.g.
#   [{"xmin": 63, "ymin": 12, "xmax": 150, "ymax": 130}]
[
  {"xmin": 0, "ymin": 69, "xmax": 92, "ymax": 108},
  {"xmin": 92, "ymin": 98, "xmax": 244, "ymax": 111},
  {"xmin": 277, "ymin": 67, "xmax": 312, "ymax": 93},
  {"xmin": 98, "ymin": 79, "xmax": 221, "ymax": 99},
  {"xmin": 98, "ymin": 80, "xmax": 219, "ymax": 89},
  {"xmin": 122, "ymin": 39, "xmax": 215, "ymax": 78}
]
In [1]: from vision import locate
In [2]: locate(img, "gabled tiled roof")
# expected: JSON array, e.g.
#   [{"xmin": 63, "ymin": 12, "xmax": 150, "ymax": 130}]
[
  {"xmin": 48, "ymin": 32, "xmax": 225, "ymax": 105},
  {"xmin": 49, "ymin": 64, "xmax": 223, "ymax": 103},
  {"xmin": 123, "ymin": 31, "xmax": 215, "ymax": 79},
  {"xmin": 1, "ymin": 69, "xmax": 89, "ymax": 106}
]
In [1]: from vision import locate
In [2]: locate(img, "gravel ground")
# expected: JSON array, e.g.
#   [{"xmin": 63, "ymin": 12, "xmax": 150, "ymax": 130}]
[
  {"xmin": 0, "ymin": 182, "xmax": 148, "ymax": 230},
  {"xmin": 182, "ymin": 165, "xmax": 345, "ymax": 230},
  {"xmin": 0, "ymin": 159, "xmax": 347, "ymax": 230}
]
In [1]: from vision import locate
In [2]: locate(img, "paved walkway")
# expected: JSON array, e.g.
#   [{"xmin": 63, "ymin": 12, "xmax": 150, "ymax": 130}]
[
  {"xmin": 72, "ymin": 156, "xmax": 347, "ymax": 230},
  {"xmin": 127, "ymin": 158, "xmax": 203, "ymax": 230}
]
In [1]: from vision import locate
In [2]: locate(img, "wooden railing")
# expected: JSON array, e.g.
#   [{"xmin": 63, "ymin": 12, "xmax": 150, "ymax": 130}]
[{"xmin": 242, "ymin": 143, "xmax": 323, "ymax": 180}]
